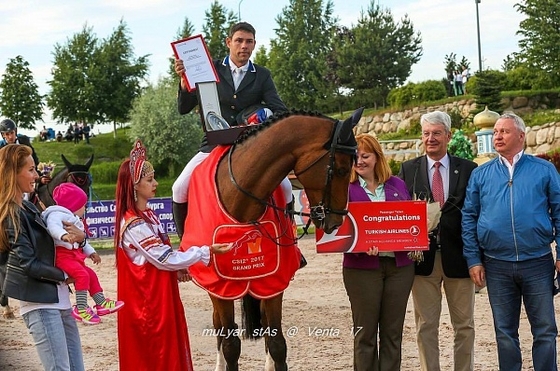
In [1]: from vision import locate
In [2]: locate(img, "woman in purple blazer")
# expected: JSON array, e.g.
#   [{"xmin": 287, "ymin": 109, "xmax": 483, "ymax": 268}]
[{"xmin": 343, "ymin": 134, "xmax": 414, "ymax": 371}]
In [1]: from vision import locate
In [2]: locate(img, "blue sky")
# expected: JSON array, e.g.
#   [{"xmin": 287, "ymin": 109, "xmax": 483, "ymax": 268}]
[{"xmin": 1, "ymin": 0, "xmax": 524, "ymax": 135}]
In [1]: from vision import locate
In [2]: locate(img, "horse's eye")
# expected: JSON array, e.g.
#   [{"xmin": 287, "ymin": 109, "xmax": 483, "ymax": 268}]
[{"xmin": 336, "ymin": 167, "xmax": 350, "ymax": 177}]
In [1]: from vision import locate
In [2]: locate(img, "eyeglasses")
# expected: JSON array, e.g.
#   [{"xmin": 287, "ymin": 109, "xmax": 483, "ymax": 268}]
[{"xmin": 422, "ymin": 131, "xmax": 445, "ymax": 138}]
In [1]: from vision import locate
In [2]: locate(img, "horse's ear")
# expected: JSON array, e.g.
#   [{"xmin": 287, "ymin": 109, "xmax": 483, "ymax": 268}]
[
  {"xmin": 85, "ymin": 154, "xmax": 94, "ymax": 170},
  {"xmin": 61, "ymin": 154, "xmax": 71, "ymax": 168},
  {"xmin": 338, "ymin": 107, "xmax": 364, "ymax": 144},
  {"xmin": 350, "ymin": 107, "xmax": 364, "ymax": 128}
]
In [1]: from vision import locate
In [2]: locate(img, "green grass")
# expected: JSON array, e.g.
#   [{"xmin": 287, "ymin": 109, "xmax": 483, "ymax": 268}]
[{"xmin": 34, "ymin": 128, "xmax": 174, "ymax": 200}]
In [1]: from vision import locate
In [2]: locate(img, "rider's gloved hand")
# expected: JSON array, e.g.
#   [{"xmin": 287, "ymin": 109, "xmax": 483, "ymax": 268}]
[{"xmin": 246, "ymin": 108, "xmax": 273, "ymax": 125}]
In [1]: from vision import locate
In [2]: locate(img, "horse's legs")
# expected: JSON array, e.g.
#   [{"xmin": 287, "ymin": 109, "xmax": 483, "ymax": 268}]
[
  {"xmin": 210, "ymin": 295, "xmax": 240, "ymax": 371},
  {"xmin": 262, "ymin": 293, "xmax": 288, "ymax": 371}
]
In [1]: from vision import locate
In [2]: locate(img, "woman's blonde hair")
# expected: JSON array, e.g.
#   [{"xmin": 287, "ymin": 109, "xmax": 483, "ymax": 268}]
[
  {"xmin": 0, "ymin": 144, "xmax": 33, "ymax": 251},
  {"xmin": 350, "ymin": 134, "xmax": 392, "ymax": 184}
]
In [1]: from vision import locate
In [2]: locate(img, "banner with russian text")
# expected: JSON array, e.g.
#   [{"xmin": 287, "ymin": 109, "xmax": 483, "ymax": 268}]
[
  {"xmin": 315, "ymin": 200, "xmax": 429, "ymax": 253},
  {"xmin": 85, "ymin": 197, "xmax": 175, "ymax": 239}
]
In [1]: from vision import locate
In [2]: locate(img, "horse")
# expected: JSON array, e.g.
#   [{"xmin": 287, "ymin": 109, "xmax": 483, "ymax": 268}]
[
  {"xmin": 181, "ymin": 108, "xmax": 363, "ymax": 371},
  {"xmin": 34, "ymin": 154, "xmax": 94, "ymax": 211},
  {"xmin": 0, "ymin": 154, "xmax": 94, "ymax": 319}
]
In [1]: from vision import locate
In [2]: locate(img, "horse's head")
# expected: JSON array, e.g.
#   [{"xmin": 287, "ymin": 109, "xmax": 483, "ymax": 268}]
[
  {"xmin": 60, "ymin": 154, "xmax": 94, "ymax": 194},
  {"xmin": 295, "ymin": 108, "xmax": 363, "ymax": 233},
  {"xmin": 34, "ymin": 154, "xmax": 94, "ymax": 210}
]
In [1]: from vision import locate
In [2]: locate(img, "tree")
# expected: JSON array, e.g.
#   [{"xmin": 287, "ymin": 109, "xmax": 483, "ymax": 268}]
[
  {"xmin": 515, "ymin": 0, "xmax": 560, "ymax": 88},
  {"xmin": 129, "ymin": 78, "xmax": 203, "ymax": 177},
  {"xmin": 334, "ymin": 2, "xmax": 422, "ymax": 108},
  {"xmin": 471, "ymin": 70, "xmax": 505, "ymax": 113},
  {"xmin": 0, "ymin": 55, "xmax": 44, "ymax": 129},
  {"xmin": 253, "ymin": 45, "xmax": 269, "ymax": 68},
  {"xmin": 47, "ymin": 21, "xmax": 149, "ymax": 136},
  {"xmin": 269, "ymin": 0, "xmax": 338, "ymax": 111},
  {"xmin": 47, "ymin": 24, "xmax": 101, "ymax": 126},
  {"xmin": 202, "ymin": 1, "xmax": 237, "ymax": 60},
  {"xmin": 95, "ymin": 19, "xmax": 149, "ymax": 135}
]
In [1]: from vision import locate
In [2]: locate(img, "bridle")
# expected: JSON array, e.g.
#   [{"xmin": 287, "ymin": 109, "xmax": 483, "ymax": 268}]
[
  {"xmin": 227, "ymin": 119, "xmax": 357, "ymax": 227},
  {"xmin": 66, "ymin": 170, "xmax": 91, "ymax": 188}
]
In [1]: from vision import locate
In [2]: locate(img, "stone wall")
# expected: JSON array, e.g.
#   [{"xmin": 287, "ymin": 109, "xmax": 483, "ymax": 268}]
[{"xmin": 353, "ymin": 97, "xmax": 560, "ymax": 161}]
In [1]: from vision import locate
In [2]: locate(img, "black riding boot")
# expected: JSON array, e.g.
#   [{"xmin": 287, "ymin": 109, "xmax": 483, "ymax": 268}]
[
  {"xmin": 286, "ymin": 197, "xmax": 307, "ymax": 269},
  {"xmin": 172, "ymin": 202, "xmax": 188, "ymax": 240}
]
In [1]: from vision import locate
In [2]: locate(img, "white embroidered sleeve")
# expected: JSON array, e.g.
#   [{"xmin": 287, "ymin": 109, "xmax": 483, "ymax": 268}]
[{"xmin": 122, "ymin": 218, "xmax": 210, "ymax": 269}]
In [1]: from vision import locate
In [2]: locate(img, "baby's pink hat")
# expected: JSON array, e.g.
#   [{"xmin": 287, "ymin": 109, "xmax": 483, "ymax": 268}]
[{"xmin": 53, "ymin": 183, "xmax": 87, "ymax": 213}]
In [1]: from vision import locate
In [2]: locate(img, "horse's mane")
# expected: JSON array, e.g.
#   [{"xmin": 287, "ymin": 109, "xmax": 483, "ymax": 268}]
[{"xmin": 234, "ymin": 109, "xmax": 335, "ymax": 145}]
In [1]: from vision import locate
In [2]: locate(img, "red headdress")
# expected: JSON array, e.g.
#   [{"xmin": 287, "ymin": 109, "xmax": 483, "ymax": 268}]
[{"xmin": 129, "ymin": 139, "xmax": 154, "ymax": 184}]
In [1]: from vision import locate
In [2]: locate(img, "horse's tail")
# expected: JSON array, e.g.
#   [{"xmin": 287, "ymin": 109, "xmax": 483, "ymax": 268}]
[{"xmin": 241, "ymin": 294, "xmax": 262, "ymax": 340}]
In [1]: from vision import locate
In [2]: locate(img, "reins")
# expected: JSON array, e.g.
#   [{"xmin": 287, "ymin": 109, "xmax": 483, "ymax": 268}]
[{"xmin": 227, "ymin": 118, "xmax": 354, "ymax": 238}]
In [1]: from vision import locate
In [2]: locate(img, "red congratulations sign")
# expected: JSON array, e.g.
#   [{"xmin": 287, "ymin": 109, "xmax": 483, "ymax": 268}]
[{"xmin": 316, "ymin": 200, "xmax": 429, "ymax": 253}]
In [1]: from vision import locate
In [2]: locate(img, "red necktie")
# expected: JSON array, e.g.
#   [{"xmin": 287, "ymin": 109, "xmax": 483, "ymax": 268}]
[{"xmin": 432, "ymin": 161, "xmax": 445, "ymax": 208}]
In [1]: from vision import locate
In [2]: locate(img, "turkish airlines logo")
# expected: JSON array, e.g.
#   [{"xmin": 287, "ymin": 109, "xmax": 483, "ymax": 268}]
[{"xmin": 316, "ymin": 212, "xmax": 357, "ymax": 253}]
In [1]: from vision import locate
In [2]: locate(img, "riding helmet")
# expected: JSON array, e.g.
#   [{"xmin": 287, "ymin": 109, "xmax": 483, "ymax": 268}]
[{"xmin": 0, "ymin": 119, "xmax": 17, "ymax": 133}]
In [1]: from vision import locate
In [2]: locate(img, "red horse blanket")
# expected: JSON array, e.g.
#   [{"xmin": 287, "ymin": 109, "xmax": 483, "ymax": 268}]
[{"xmin": 180, "ymin": 146, "xmax": 301, "ymax": 300}]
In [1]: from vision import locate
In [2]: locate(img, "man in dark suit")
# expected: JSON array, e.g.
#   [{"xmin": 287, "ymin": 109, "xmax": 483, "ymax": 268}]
[
  {"xmin": 172, "ymin": 22, "xmax": 288, "ymax": 239},
  {"xmin": 398, "ymin": 111, "xmax": 477, "ymax": 371}
]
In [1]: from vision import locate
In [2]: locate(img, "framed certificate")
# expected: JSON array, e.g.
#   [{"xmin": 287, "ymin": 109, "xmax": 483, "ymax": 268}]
[{"xmin": 171, "ymin": 34, "xmax": 219, "ymax": 92}]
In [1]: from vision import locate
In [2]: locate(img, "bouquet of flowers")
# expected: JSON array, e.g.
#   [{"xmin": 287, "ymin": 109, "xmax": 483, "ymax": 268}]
[
  {"xmin": 407, "ymin": 194, "xmax": 443, "ymax": 263},
  {"xmin": 37, "ymin": 161, "xmax": 56, "ymax": 177}
]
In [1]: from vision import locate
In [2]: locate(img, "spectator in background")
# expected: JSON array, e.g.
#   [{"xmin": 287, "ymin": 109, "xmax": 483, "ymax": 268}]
[
  {"xmin": 40, "ymin": 126, "xmax": 49, "ymax": 141},
  {"xmin": 73, "ymin": 123, "xmax": 82, "ymax": 144},
  {"xmin": 56, "ymin": 131, "xmax": 63, "ymax": 142},
  {"xmin": 461, "ymin": 68, "xmax": 470, "ymax": 94},
  {"xmin": 0, "ymin": 119, "xmax": 51, "ymax": 186},
  {"xmin": 82, "ymin": 123, "xmax": 91, "ymax": 144},
  {"xmin": 454, "ymin": 70, "xmax": 464, "ymax": 95}
]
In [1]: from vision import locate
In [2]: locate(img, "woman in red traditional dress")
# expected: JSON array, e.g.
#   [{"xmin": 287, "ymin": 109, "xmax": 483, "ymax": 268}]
[{"xmin": 113, "ymin": 140, "xmax": 231, "ymax": 371}]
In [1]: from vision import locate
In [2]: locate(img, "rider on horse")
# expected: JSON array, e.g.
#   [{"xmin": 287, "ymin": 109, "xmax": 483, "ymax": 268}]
[{"xmin": 172, "ymin": 22, "xmax": 291, "ymax": 239}]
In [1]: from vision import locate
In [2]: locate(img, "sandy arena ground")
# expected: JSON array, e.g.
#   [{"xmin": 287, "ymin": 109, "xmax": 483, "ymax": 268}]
[{"xmin": 1, "ymin": 236, "xmax": 559, "ymax": 370}]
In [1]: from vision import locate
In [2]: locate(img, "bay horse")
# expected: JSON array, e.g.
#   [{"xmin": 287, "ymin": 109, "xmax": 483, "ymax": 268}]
[
  {"xmin": 0, "ymin": 154, "xmax": 94, "ymax": 319},
  {"xmin": 181, "ymin": 108, "xmax": 363, "ymax": 371}
]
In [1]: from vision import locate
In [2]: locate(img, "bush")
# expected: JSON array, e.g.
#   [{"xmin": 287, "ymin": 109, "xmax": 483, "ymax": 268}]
[
  {"xmin": 73, "ymin": 144, "xmax": 94, "ymax": 159},
  {"xmin": 388, "ymin": 159, "xmax": 401, "ymax": 176},
  {"xmin": 388, "ymin": 83, "xmax": 417, "ymax": 107},
  {"xmin": 90, "ymin": 161, "xmax": 121, "ymax": 184},
  {"xmin": 388, "ymin": 80, "xmax": 447, "ymax": 108},
  {"xmin": 413, "ymin": 80, "xmax": 447, "ymax": 103},
  {"xmin": 448, "ymin": 129, "xmax": 474, "ymax": 160},
  {"xmin": 503, "ymin": 66, "xmax": 537, "ymax": 91}
]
